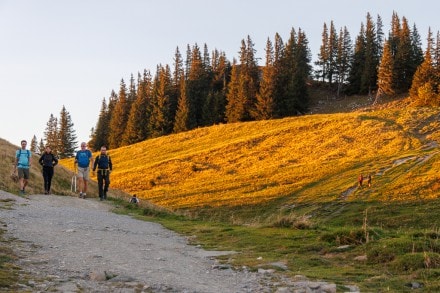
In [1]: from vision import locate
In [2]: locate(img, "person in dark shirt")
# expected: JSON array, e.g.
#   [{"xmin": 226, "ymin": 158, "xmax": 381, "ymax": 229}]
[
  {"xmin": 93, "ymin": 146, "xmax": 113, "ymax": 200},
  {"xmin": 38, "ymin": 146, "xmax": 58, "ymax": 195}
]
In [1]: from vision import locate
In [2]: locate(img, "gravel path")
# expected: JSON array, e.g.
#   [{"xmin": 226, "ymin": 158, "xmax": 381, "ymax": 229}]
[{"xmin": 1, "ymin": 191, "xmax": 271, "ymax": 292}]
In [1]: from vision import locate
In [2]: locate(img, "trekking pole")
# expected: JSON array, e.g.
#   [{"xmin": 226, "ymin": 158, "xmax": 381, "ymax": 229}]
[{"xmin": 71, "ymin": 166, "xmax": 77, "ymax": 193}]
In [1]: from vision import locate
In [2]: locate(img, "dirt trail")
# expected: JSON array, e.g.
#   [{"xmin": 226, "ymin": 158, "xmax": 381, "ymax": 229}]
[{"xmin": 1, "ymin": 191, "xmax": 271, "ymax": 292}]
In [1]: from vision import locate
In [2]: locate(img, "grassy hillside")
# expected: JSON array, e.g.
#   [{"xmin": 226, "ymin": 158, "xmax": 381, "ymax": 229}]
[
  {"xmin": 60, "ymin": 97, "xmax": 439, "ymax": 291},
  {"xmin": 3, "ymin": 96, "xmax": 440, "ymax": 291},
  {"xmin": 62, "ymin": 99, "xmax": 439, "ymax": 213}
]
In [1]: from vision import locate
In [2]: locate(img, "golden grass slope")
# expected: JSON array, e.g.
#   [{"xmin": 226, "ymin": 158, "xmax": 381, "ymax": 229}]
[{"xmin": 61, "ymin": 102, "xmax": 440, "ymax": 209}]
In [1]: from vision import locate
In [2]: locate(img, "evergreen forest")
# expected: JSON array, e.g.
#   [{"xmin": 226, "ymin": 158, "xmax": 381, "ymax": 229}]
[{"xmin": 46, "ymin": 12, "xmax": 440, "ymax": 151}]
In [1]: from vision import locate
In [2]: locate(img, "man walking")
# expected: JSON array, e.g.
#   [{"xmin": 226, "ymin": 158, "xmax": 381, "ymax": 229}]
[
  {"xmin": 74, "ymin": 142, "xmax": 93, "ymax": 199},
  {"xmin": 93, "ymin": 146, "xmax": 112, "ymax": 200},
  {"xmin": 14, "ymin": 140, "xmax": 31, "ymax": 195}
]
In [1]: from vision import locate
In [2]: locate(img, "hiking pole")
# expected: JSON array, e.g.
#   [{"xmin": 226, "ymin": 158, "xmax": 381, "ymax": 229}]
[
  {"xmin": 71, "ymin": 173, "xmax": 77, "ymax": 193},
  {"xmin": 71, "ymin": 164, "xmax": 78, "ymax": 193}
]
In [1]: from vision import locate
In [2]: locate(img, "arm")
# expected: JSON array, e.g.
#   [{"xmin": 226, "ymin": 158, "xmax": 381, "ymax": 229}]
[
  {"xmin": 39, "ymin": 154, "xmax": 44, "ymax": 166},
  {"xmin": 53, "ymin": 155, "xmax": 58, "ymax": 167},
  {"xmin": 109, "ymin": 156, "xmax": 113, "ymax": 171},
  {"xmin": 92, "ymin": 156, "xmax": 98, "ymax": 171}
]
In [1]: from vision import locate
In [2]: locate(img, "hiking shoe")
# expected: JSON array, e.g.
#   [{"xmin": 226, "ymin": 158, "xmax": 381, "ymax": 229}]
[
  {"xmin": 82, "ymin": 193, "xmax": 86, "ymax": 199},
  {"xmin": 79, "ymin": 192, "xmax": 83, "ymax": 198}
]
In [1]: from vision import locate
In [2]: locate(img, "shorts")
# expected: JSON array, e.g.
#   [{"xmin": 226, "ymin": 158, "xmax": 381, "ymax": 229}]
[
  {"xmin": 77, "ymin": 167, "xmax": 90, "ymax": 180},
  {"xmin": 17, "ymin": 168, "xmax": 30, "ymax": 180}
]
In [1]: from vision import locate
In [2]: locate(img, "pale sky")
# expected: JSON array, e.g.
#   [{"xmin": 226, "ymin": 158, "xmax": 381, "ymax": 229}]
[{"xmin": 0, "ymin": 0, "xmax": 437, "ymax": 148}]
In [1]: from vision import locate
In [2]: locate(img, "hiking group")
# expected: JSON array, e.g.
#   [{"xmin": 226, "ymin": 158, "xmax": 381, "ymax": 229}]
[{"xmin": 13, "ymin": 140, "xmax": 114, "ymax": 201}]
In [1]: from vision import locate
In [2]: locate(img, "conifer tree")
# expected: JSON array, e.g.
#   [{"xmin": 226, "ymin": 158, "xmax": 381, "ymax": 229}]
[
  {"xmin": 57, "ymin": 105, "xmax": 77, "ymax": 158},
  {"xmin": 360, "ymin": 13, "xmax": 380, "ymax": 95},
  {"xmin": 225, "ymin": 59, "xmax": 244, "ymax": 123},
  {"xmin": 109, "ymin": 79, "xmax": 130, "ymax": 148},
  {"xmin": 44, "ymin": 114, "xmax": 59, "ymax": 152},
  {"xmin": 150, "ymin": 65, "xmax": 173, "ymax": 137},
  {"xmin": 90, "ymin": 98, "xmax": 110, "ymax": 151},
  {"xmin": 30, "ymin": 135, "xmax": 38, "ymax": 153},
  {"xmin": 335, "ymin": 27, "xmax": 353, "ymax": 97},
  {"xmin": 38, "ymin": 139, "xmax": 45, "ymax": 154},
  {"xmin": 123, "ymin": 71, "xmax": 152, "ymax": 144},
  {"xmin": 393, "ymin": 17, "xmax": 414, "ymax": 92},
  {"xmin": 315, "ymin": 23, "xmax": 329, "ymax": 82},
  {"xmin": 253, "ymin": 37, "xmax": 276, "ymax": 120},
  {"xmin": 377, "ymin": 39, "xmax": 395, "ymax": 99},
  {"xmin": 173, "ymin": 73, "xmax": 195, "ymax": 133},
  {"xmin": 347, "ymin": 24, "xmax": 366, "ymax": 94},
  {"xmin": 209, "ymin": 49, "xmax": 230, "ymax": 123},
  {"xmin": 235, "ymin": 35, "xmax": 259, "ymax": 121},
  {"xmin": 410, "ymin": 28, "xmax": 438, "ymax": 105}
]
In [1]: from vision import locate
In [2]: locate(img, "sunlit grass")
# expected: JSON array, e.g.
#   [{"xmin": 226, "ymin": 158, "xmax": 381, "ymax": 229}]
[{"xmin": 60, "ymin": 103, "xmax": 438, "ymax": 213}]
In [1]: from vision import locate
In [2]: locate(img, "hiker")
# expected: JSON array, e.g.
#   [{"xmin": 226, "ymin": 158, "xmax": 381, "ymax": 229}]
[
  {"xmin": 367, "ymin": 174, "xmax": 372, "ymax": 187},
  {"xmin": 74, "ymin": 142, "xmax": 94, "ymax": 199},
  {"xmin": 129, "ymin": 194, "xmax": 139, "ymax": 204},
  {"xmin": 358, "ymin": 174, "xmax": 364, "ymax": 188},
  {"xmin": 38, "ymin": 145, "xmax": 58, "ymax": 194},
  {"xmin": 92, "ymin": 146, "xmax": 112, "ymax": 201},
  {"xmin": 14, "ymin": 140, "xmax": 31, "ymax": 195}
]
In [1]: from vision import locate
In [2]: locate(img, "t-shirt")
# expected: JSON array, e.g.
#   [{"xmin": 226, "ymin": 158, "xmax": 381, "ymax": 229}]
[
  {"xmin": 75, "ymin": 150, "xmax": 92, "ymax": 168},
  {"xmin": 16, "ymin": 149, "xmax": 31, "ymax": 169}
]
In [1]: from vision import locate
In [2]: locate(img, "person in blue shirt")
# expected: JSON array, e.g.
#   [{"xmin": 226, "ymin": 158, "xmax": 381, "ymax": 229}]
[
  {"xmin": 93, "ymin": 146, "xmax": 112, "ymax": 201},
  {"xmin": 14, "ymin": 139, "xmax": 31, "ymax": 195},
  {"xmin": 74, "ymin": 142, "xmax": 94, "ymax": 199}
]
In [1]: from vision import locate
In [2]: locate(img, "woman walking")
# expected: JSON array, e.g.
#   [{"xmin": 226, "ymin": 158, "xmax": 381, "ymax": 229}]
[{"xmin": 39, "ymin": 146, "xmax": 58, "ymax": 194}]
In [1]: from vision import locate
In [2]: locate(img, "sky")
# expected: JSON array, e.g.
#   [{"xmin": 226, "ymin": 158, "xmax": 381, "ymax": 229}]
[{"xmin": 0, "ymin": 0, "xmax": 438, "ymax": 148}]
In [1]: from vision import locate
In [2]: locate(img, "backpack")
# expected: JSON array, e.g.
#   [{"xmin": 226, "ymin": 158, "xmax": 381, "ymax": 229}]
[
  {"xmin": 95, "ymin": 154, "xmax": 111, "ymax": 169},
  {"xmin": 16, "ymin": 149, "xmax": 31, "ymax": 168}
]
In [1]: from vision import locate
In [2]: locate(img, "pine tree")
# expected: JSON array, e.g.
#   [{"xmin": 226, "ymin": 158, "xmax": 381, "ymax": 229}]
[
  {"xmin": 173, "ymin": 74, "xmax": 195, "ymax": 132},
  {"xmin": 90, "ymin": 98, "xmax": 110, "ymax": 151},
  {"xmin": 209, "ymin": 49, "xmax": 230, "ymax": 123},
  {"xmin": 335, "ymin": 26, "xmax": 353, "ymax": 97},
  {"xmin": 225, "ymin": 59, "xmax": 244, "ymax": 123},
  {"xmin": 410, "ymin": 28, "xmax": 438, "ymax": 105},
  {"xmin": 123, "ymin": 70, "xmax": 152, "ymax": 144},
  {"xmin": 252, "ymin": 37, "xmax": 276, "ymax": 120},
  {"xmin": 149, "ymin": 65, "xmax": 173, "ymax": 137},
  {"xmin": 315, "ymin": 22, "xmax": 329, "ymax": 82},
  {"xmin": 38, "ymin": 139, "xmax": 45, "ymax": 154},
  {"xmin": 347, "ymin": 24, "xmax": 366, "ymax": 94},
  {"xmin": 109, "ymin": 79, "xmax": 130, "ymax": 148},
  {"xmin": 57, "ymin": 106, "xmax": 77, "ymax": 158},
  {"xmin": 44, "ymin": 114, "xmax": 59, "ymax": 152},
  {"xmin": 360, "ymin": 13, "xmax": 380, "ymax": 95},
  {"xmin": 30, "ymin": 135, "xmax": 38, "ymax": 153}
]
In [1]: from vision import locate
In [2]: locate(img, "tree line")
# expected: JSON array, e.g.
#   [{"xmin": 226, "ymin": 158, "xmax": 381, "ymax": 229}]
[{"xmin": 32, "ymin": 12, "xmax": 440, "ymax": 154}]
